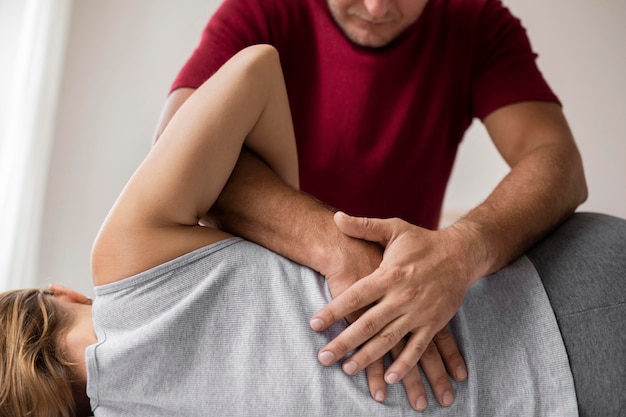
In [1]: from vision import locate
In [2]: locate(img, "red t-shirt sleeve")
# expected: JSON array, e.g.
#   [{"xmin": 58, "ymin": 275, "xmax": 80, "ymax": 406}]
[
  {"xmin": 471, "ymin": 0, "xmax": 560, "ymax": 119},
  {"xmin": 170, "ymin": 0, "xmax": 273, "ymax": 92}
]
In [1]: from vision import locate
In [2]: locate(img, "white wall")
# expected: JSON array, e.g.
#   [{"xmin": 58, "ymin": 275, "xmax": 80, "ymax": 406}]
[
  {"xmin": 37, "ymin": 0, "xmax": 220, "ymax": 295},
  {"xmin": 0, "ymin": 2, "xmax": 26, "ymax": 132},
  {"xmin": 37, "ymin": 0, "xmax": 626, "ymax": 294}
]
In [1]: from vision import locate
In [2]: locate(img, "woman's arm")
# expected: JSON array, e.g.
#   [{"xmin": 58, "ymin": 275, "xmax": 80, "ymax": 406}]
[{"xmin": 91, "ymin": 45, "xmax": 298, "ymax": 285}]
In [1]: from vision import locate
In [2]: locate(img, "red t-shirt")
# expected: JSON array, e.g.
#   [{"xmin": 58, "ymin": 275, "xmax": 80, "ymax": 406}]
[{"xmin": 172, "ymin": 0, "xmax": 559, "ymax": 229}]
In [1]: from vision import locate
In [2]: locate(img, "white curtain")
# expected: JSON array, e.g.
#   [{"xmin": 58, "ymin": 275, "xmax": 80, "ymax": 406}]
[{"xmin": 0, "ymin": 0, "xmax": 73, "ymax": 290}]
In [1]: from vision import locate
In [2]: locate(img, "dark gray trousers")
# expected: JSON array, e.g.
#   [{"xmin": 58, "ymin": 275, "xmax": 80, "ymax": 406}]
[{"xmin": 526, "ymin": 213, "xmax": 626, "ymax": 417}]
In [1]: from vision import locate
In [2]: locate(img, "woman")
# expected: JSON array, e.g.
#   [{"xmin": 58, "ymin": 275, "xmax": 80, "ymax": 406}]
[{"xmin": 0, "ymin": 45, "xmax": 624, "ymax": 417}]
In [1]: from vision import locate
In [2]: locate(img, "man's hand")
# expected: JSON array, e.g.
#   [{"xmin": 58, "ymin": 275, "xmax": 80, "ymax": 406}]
[
  {"xmin": 320, "ymin": 213, "xmax": 468, "ymax": 410},
  {"xmin": 310, "ymin": 212, "xmax": 475, "ymax": 400}
]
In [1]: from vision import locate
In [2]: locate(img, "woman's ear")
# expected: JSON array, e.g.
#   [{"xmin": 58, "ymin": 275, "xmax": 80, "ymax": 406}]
[{"xmin": 47, "ymin": 284, "xmax": 93, "ymax": 305}]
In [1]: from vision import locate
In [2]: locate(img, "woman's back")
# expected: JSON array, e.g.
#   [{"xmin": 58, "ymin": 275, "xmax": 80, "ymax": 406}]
[{"xmin": 86, "ymin": 238, "xmax": 576, "ymax": 416}]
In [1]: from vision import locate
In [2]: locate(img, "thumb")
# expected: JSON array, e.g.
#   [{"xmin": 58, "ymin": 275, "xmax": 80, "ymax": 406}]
[{"xmin": 333, "ymin": 211, "xmax": 394, "ymax": 245}]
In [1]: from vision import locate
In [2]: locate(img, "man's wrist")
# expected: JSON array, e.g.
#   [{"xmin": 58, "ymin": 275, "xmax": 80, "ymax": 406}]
[
  {"xmin": 318, "ymin": 228, "xmax": 382, "ymax": 299},
  {"xmin": 443, "ymin": 219, "xmax": 492, "ymax": 287}
]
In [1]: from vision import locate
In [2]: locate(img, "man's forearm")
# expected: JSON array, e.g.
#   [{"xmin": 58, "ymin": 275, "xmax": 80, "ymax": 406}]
[
  {"xmin": 451, "ymin": 140, "xmax": 588, "ymax": 283},
  {"xmin": 209, "ymin": 149, "xmax": 380, "ymax": 279},
  {"xmin": 449, "ymin": 102, "xmax": 589, "ymax": 284}
]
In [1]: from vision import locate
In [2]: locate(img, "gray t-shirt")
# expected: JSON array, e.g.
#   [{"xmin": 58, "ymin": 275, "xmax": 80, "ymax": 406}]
[{"xmin": 86, "ymin": 238, "xmax": 577, "ymax": 416}]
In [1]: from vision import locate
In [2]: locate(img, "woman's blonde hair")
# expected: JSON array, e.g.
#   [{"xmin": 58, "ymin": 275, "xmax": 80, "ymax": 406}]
[{"xmin": 0, "ymin": 289, "xmax": 77, "ymax": 417}]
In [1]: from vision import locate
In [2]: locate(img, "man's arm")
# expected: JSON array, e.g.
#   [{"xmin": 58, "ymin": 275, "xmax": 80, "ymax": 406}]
[
  {"xmin": 475, "ymin": 101, "xmax": 588, "ymax": 271},
  {"xmin": 309, "ymin": 101, "xmax": 588, "ymax": 384}
]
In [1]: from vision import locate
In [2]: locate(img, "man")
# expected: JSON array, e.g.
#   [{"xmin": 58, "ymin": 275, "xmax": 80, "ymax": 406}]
[{"xmin": 155, "ymin": 0, "xmax": 587, "ymax": 411}]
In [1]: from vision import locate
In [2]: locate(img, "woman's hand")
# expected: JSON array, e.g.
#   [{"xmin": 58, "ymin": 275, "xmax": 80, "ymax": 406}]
[{"xmin": 311, "ymin": 212, "xmax": 474, "ymax": 407}]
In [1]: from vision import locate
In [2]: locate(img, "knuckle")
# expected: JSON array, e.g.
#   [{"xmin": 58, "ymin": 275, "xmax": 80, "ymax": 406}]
[
  {"xmin": 409, "ymin": 340, "xmax": 429, "ymax": 359},
  {"xmin": 444, "ymin": 350, "xmax": 464, "ymax": 365},
  {"xmin": 398, "ymin": 287, "xmax": 419, "ymax": 304},
  {"xmin": 333, "ymin": 339, "xmax": 351, "ymax": 356},
  {"xmin": 381, "ymin": 265, "xmax": 419, "ymax": 289},
  {"xmin": 387, "ymin": 267, "xmax": 405, "ymax": 285},
  {"xmin": 432, "ymin": 374, "xmax": 452, "ymax": 391},
  {"xmin": 379, "ymin": 328, "xmax": 402, "ymax": 347},
  {"xmin": 388, "ymin": 217, "xmax": 402, "ymax": 228},
  {"xmin": 390, "ymin": 339, "xmax": 406, "ymax": 358},
  {"xmin": 420, "ymin": 342, "xmax": 440, "ymax": 361},
  {"xmin": 395, "ymin": 357, "xmax": 414, "ymax": 372},
  {"xmin": 358, "ymin": 317, "xmax": 378, "ymax": 338},
  {"xmin": 366, "ymin": 364, "xmax": 385, "ymax": 379},
  {"xmin": 345, "ymin": 290, "xmax": 363, "ymax": 311},
  {"xmin": 434, "ymin": 327, "xmax": 453, "ymax": 342},
  {"xmin": 323, "ymin": 308, "xmax": 340, "ymax": 325},
  {"xmin": 378, "ymin": 266, "xmax": 405, "ymax": 289},
  {"xmin": 360, "ymin": 216, "xmax": 375, "ymax": 230},
  {"xmin": 358, "ymin": 349, "xmax": 376, "ymax": 366}
]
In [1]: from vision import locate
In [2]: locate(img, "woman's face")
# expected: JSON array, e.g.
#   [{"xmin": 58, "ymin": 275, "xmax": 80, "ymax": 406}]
[{"xmin": 326, "ymin": 0, "xmax": 429, "ymax": 47}]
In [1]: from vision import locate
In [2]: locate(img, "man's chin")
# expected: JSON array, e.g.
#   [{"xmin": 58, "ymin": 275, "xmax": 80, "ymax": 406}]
[{"xmin": 342, "ymin": 27, "xmax": 396, "ymax": 48}]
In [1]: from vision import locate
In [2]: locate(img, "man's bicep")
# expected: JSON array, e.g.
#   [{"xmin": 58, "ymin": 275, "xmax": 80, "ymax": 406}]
[{"xmin": 483, "ymin": 101, "xmax": 577, "ymax": 167}]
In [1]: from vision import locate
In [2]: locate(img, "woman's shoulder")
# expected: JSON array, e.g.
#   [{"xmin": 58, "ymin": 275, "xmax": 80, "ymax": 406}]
[{"xmin": 91, "ymin": 220, "xmax": 233, "ymax": 287}]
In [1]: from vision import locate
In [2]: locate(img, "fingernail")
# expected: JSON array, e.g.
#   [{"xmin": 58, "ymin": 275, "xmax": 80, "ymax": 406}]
[
  {"xmin": 342, "ymin": 360, "xmax": 357, "ymax": 375},
  {"xmin": 456, "ymin": 365, "xmax": 468, "ymax": 380},
  {"xmin": 310, "ymin": 318, "xmax": 324, "ymax": 331},
  {"xmin": 318, "ymin": 351, "xmax": 335, "ymax": 366},
  {"xmin": 443, "ymin": 390, "xmax": 454, "ymax": 406},
  {"xmin": 415, "ymin": 395, "xmax": 427, "ymax": 411},
  {"xmin": 385, "ymin": 373, "xmax": 398, "ymax": 384},
  {"xmin": 374, "ymin": 390, "xmax": 385, "ymax": 402}
]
